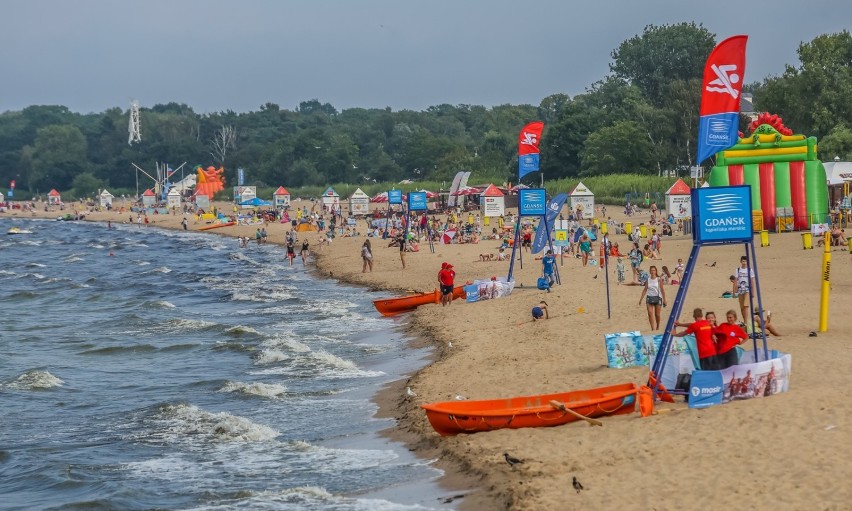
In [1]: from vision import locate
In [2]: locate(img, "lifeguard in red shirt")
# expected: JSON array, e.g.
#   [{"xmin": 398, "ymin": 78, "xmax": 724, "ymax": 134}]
[
  {"xmin": 714, "ymin": 310, "xmax": 748, "ymax": 369},
  {"xmin": 671, "ymin": 307, "xmax": 719, "ymax": 371},
  {"xmin": 438, "ymin": 262, "xmax": 456, "ymax": 306}
]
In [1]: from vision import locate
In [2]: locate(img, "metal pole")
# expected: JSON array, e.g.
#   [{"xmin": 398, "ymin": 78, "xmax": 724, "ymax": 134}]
[
  {"xmin": 749, "ymin": 241, "xmax": 770, "ymax": 361},
  {"xmin": 603, "ymin": 233, "xmax": 611, "ymax": 319},
  {"xmin": 542, "ymin": 214, "xmax": 560, "ymax": 285}
]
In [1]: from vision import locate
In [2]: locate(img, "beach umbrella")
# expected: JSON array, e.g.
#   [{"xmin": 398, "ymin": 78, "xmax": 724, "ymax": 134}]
[
  {"xmin": 451, "ymin": 186, "xmax": 480, "ymax": 197},
  {"xmin": 370, "ymin": 192, "xmax": 388, "ymax": 203},
  {"xmin": 510, "ymin": 184, "xmax": 530, "ymax": 192},
  {"xmin": 418, "ymin": 189, "xmax": 438, "ymax": 199},
  {"xmin": 441, "ymin": 229, "xmax": 457, "ymax": 244}
]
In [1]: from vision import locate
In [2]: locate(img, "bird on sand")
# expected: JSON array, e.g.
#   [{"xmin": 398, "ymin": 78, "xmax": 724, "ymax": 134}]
[
  {"xmin": 406, "ymin": 386, "xmax": 417, "ymax": 397},
  {"xmin": 503, "ymin": 453, "xmax": 523, "ymax": 467},
  {"xmin": 572, "ymin": 476, "xmax": 584, "ymax": 493},
  {"xmin": 454, "ymin": 394, "xmax": 467, "ymax": 400}
]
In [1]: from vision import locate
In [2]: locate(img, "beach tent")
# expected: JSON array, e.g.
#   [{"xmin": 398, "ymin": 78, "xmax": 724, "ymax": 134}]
[
  {"xmin": 665, "ymin": 178, "xmax": 692, "ymax": 219},
  {"xmin": 166, "ymin": 188, "xmax": 181, "ymax": 209},
  {"xmin": 570, "ymin": 181, "xmax": 595, "ymax": 219},
  {"xmin": 480, "ymin": 184, "xmax": 505, "ymax": 217},
  {"xmin": 349, "ymin": 188, "xmax": 370, "ymax": 216},
  {"xmin": 99, "ymin": 189, "xmax": 115, "ymax": 208},
  {"xmin": 141, "ymin": 189, "xmax": 157, "ymax": 207},
  {"xmin": 236, "ymin": 186, "xmax": 257, "ymax": 207},
  {"xmin": 295, "ymin": 223, "xmax": 318, "ymax": 232},
  {"xmin": 48, "ymin": 189, "xmax": 62, "ymax": 206},
  {"xmin": 273, "ymin": 186, "xmax": 291, "ymax": 208},
  {"xmin": 321, "ymin": 187, "xmax": 340, "ymax": 213}
]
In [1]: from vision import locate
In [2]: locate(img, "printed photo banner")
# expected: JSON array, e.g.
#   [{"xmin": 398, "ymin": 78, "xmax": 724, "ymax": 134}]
[
  {"xmin": 689, "ymin": 351, "xmax": 792, "ymax": 409},
  {"xmin": 604, "ymin": 333, "xmax": 691, "ymax": 369},
  {"xmin": 464, "ymin": 277, "xmax": 515, "ymax": 303}
]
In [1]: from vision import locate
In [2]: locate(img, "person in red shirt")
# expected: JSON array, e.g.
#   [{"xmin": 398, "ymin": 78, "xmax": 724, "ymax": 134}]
[
  {"xmin": 714, "ymin": 309, "xmax": 748, "ymax": 369},
  {"xmin": 438, "ymin": 262, "xmax": 456, "ymax": 306},
  {"xmin": 671, "ymin": 307, "xmax": 719, "ymax": 371}
]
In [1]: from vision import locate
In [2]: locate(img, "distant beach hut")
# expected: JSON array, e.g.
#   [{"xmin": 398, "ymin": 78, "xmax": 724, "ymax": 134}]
[
  {"xmin": 321, "ymin": 187, "xmax": 340, "ymax": 213},
  {"xmin": 48, "ymin": 189, "xmax": 62, "ymax": 206},
  {"xmin": 480, "ymin": 184, "xmax": 505, "ymax": 217},
  {"xmin": 141, "ymin": 189, "xmax": 157, "ymax": 208},
  {"xmin": 665, "ymin": 178, "xmax": 692, "ymax": 219},
  {"xmin": 99, "ymin": 189, "xmax": 115, "ymax": 208},
  {"xmin": 166, "ymin": 187, "xmax": 182, "ymax": 209},
  {"xmin": 570, "ymin": 181, "xmax": 595, "ymax": 219},
  {"xmin": 349, "ymin": 188, "xmax": 370, "ymax": 216},
  {"xmin": 273, "ymin": 186, "xmax": 291, "ymax": 209}
]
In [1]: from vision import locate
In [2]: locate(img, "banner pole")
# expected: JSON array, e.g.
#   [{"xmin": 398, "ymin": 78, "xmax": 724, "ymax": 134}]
[
  {"xmin": 603, "ymin": 233, "xmax": 611, "ymax": 319},
  {"xmin": 749, "ymin": 241, "xmax": 769, "ymax": 360},
  {"xmin": 542, "ymin": 214, "xmax": 560, "ymax": 285}
]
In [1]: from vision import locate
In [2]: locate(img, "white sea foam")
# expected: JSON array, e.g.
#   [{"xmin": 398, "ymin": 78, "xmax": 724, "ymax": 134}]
[
  {"xmin": 152, "ymin": 300, "xmax": 176, "ymax": 308},
  {"xmin": 25, "ymin": 262, "xmax": 46, "ymax": 268},
  {"xmin": 262, "ymin": 334, "xmax": 310, "ymax": 353},
  {"xmin": 4, "ymin": 370, "xmax": 64, "ymax": 390},
  {"xmin": 140, "ymin": 403, "xmax": 279, "ymax": 443},
  {"xmin": 64, "ymin": 256, "xmax": 84, "ymax": 263},
  {"xmin": 164, "ymin": 318, "xmax": 217, "ymax": 331},
  {"xmin": 0, "ymin": 269, "xmax": 15, "ymax": 275},
  {"xmin": 219, "ymin": 381, "xmax": 287, "ymax": 398},
  {"xmin": 150, "ymin": 266, "xmax": 172, "ymax": 273},
  {"xmin": 226, "ymin": 325, "xmax": 260, "ymax": 335},
  {"xmin": 254, "ymin": 349, "xmax": 289, "ymax": 365}
]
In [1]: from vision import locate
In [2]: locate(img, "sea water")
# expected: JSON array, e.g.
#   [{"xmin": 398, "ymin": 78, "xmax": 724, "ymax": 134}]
[{"xmin": 0, "ymin": 218, "xmax": 452, "ymax": 510}]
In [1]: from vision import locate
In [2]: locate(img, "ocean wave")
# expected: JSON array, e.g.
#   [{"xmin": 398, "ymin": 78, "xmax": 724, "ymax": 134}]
[
  {"xmin": 25, "ymin": 262, "xmax": 46, "ymax": 268},
  {"xmin": 151, "ymin": 300, "xmax": 176, "ymax": 308},
  {"xmin": 162, "ymin": 318, "xmax": 218, "ymax": 331},
  {"xmin": 219, "ymin": 381, "xmax": 287, "ymax": 398},
  {"xmin": 262, "ymin": 334, "xmax": 310, "ymax": 353},
  {"xmin": 182, "ymin": 485, "xmax": 435, "ymax": 511},
  {"xmin": 148, "ymin": 266, "xmax": 172, "ymax": 274},
  {"xmin": 79, "ymin": 344, "xmax": 158, "ymax": 355},
  {"xmin": 3, "ymin": 370, "xmax": 64, "ymax": 390},
  {"xmin": 226, "ymin": 325, "xmax": 260, "ymax": 336},
  {"xmin": 41, "ymin": 277, "xmax": 72, "ymax": 284},
  {"xmin": 136, "ymin": 403, "xmax": 279, "ymax": 443},
  {"xmin": 63, "ymin": 256, "xmax": 84, "ymax": 263},
  {"xmin": 254, "ymin": 349, "xmax": 289, "ymax": 365},
  {"xmin": 0, "ymin": 269, "xmax": 15, "ymax": 275},
  {"xmin": 211, "ymin": 341, "xmax": 257, "ymax": 353}
]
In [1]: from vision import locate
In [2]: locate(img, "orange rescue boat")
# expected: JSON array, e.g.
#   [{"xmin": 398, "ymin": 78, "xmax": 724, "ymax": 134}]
[
  {"xmin": 421, "ymin": 383, "xmax": 640, "ymax": 436},
  {"xmin": 198, "ymin": 222, "xmax": 236, "ymax": 231},
  {"xmin": 372, "ymin": 286, "xmax": 465, "ymax": 317}
]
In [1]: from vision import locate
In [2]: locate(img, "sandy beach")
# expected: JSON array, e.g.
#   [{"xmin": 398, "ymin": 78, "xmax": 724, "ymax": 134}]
[{"xmin": 10, "ymin": 199, "xmax": 852, "ymax": 510}]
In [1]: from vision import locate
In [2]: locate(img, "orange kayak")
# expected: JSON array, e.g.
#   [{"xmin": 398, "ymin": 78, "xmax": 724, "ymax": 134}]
[
  {"xmin": 198, "ymin": 222, "xmax": 236, "ymax": 231},
  {"xmin": 421, "ymin": 382, "xmax": 639, "ymax": 436},
  {"xmin": 373, "ymin": 286, "xmax": 465, "ymax": 317}
]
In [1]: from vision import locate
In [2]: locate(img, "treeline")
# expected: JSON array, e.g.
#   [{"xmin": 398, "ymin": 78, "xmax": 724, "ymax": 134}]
[{"xmin": 1, "ymin": 24, "xmax": 850, "ymax": 199}]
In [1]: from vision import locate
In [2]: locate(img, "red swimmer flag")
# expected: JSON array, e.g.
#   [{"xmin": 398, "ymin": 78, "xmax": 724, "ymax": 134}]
[
  {"xmin": 696, "ymin": 35, "xmax": 748, "ymax": 165},
  {"xmin": 518, "ymin": 121, "xmax": 544, "ymax": 180}
]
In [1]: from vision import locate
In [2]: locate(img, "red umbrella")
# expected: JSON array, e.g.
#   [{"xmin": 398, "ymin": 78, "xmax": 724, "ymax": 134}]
[
  {"xmin": 441, "ymin": 229, "xmax": 457, "ymax": 244},
  {"xmin": 370, "ymin": 192, "xmax": 388, "ymax": 203},
  {"xmin": 451, "ymin": 186, "xmax": 481, "ymax": 196},
  {"xmin": 510, "ymin": 184, "xmax": 530, "ymax": 192},
  {"xmin": 418, "ymin": 189, "xmax": 438, "ymax": 199}
]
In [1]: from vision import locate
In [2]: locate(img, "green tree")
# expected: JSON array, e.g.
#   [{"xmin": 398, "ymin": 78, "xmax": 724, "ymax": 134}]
[
  {"xmin": 71, "ymin": 172, "xmax": 106, "ymax": 198},
  {"xmin": 580, "ymin": 120, "xmax": 656, "ymax": 175},
  {"xmin": 31, "ymin": 125, "xmax": 88, "ymax": 191},
  {"xmin": 610, "ymin": 23, "xmax": 716, "ymax": 106},
  {"xmin": 819, "ymin": 125, "xmax": 852, "ymax": 160}
]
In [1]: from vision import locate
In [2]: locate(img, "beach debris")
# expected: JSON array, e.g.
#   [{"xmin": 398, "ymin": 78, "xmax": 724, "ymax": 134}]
[
  {"xmin": 503, "ymin": 453, "xmax": 523, "ymax": 467},
  {"xmin": 448, "ymin": 342, "xmax": 453, "ymax": 348},
  {"xmin": 809, "ymin": 331, "xmax": 818, "ymax": 337},
  {"xmin": 572, "ymin": 476, "xmax": 584, "ymax": 493},
  {"xmin": 439, "ymin": 494, "xmax": 466, "ymax": 504},
  {"xmin": 406, "ymin": 386, "xmax": 417, "ymax": 398},
  {"xmin": 825, "ymin": 425, "xmax": 836, "ymax": 431},
  {"xmin": 454, "ymin": 394, "xmax": 467, "ymax": 400}
]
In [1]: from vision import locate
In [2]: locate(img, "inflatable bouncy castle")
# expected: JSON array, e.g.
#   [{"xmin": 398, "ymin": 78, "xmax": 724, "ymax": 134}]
[
  {"xmin": 708, "ymin": 113, "xmax": 829, "ymax": 231},
  {"xmin": 194, "ymin": 165, "xmax": 226, "ymax": 199}
]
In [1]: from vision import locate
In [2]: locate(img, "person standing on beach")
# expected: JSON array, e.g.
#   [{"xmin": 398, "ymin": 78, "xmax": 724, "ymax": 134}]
[
  {"xmin": 361, "ymin": 239, "xmax": 373, "ymax": 273},
  {"xmin": 638, "ymin": 265, "xmax": 666, "ymax": 330},
  {"xmin": 181, "ymin": 217, "xmax": 188, "ymax": 230},
  {"xmin": 542, "ymin": 250, "xmax": 555, "ymax": 290},
  {"xmin": 438, "ymin": 262, "xmax": 455, "ymax": 306},
  {"xmin": 397, "ymin": 233, "xmax": 406, "ymax": 269},
  {"xmin": 715, "ymin": 310, "xmax": 748, "ymax": 369},
  {"xmin": 734, "ymin": 256, "xmax": 756, "ymax": 322},
  {"xmin": 671, "ymin": 308, "xmax": 718, "ymax": 370}
]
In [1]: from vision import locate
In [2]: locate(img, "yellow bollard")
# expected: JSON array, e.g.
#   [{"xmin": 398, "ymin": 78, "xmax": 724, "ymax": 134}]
[
  {"xmin": 484, "ymin": 216, "xmax": 490, "ymax": 226},
  {"xmin": 819, "ymin": 233, "xmax": 831, "ymax": 332},
  {"xmin": 848, "ymin": 237, "xmax": 852, "ymax": 251},
  {"xmin": 600, "ymin": 221, "xmax": 608, "ymax": 235},
  {"xmin": 625, "ymin": 221, "xmax": 632, "ymax": 236},
  {"xmin": 593, "ymin": 218, "xmax": 600, "ymax": 227},
  {"xmin": 801, "ymin": 232, "xmax": 813, "ymax": 249},
  {"xmin": 639, "ymin": 224, "xmax": 648, "ymax": 238},
  {"xmin": 760, "ymin": 230, "xmax": 770, "ymax": 247}
]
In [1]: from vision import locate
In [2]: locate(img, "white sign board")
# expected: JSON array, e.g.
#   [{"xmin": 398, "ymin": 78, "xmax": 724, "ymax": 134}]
[
  {"xmin": 666, "ymin": 194, "xmax": 692, "ymax": 219},
  {"xmin": 571, "ymin": 196, "xmax": 594, "ymax": 219},
  {"xmin": 481, "ymin": 196, "xmax": 505, "ymax": 216}
]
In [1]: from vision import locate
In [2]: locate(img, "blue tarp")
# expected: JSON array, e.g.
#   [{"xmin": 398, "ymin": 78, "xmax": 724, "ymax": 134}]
[{"xmin": 239, "ymin": 197, "xmax": 273, "ymax": 207}]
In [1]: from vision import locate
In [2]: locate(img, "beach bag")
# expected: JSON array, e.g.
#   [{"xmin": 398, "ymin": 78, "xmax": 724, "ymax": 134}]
[{"xmin": 537, "ymin": 277, "xmax": 550, "ymax": 290}]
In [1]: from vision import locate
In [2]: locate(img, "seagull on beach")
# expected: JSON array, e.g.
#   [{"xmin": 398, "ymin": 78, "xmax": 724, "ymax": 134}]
[
  {"xmin": 572, "ymin": 476, "xmax": 584, "ymax": 493},
  {"xmin": 406, "ymin": 386, "xmax": 417, "ymax": 398},
  {"xmin": 503, "ymin": 453, "xmax": 523, "ymax": 467},
  {"xmin": 454, "ymin": 394, "xmax": 467, "ymax": 400}
]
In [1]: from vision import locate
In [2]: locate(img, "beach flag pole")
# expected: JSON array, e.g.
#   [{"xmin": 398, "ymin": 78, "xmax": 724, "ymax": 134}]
[
  {"xmin": 603, "ymin": 233, "xmax": 611, "ymax": 319},
  {"xmin": 746, "ymin": 243, "xmax": 770, "ymax": 360},
  {"xmin": 542, "ymin": 214, "xmax": 560, "ymax": 285}
]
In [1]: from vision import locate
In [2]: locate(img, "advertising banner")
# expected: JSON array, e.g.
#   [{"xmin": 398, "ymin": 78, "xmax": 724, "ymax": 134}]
[
  {"xmin": 518, "ymin": 121, "xmax": 544, "ymax": 180},
  {"xmin": 388, "ymin": 189, "xmax": 403, "ymax": 205},
  {"xmin": 689, "ymin": 351, "xmax": 792, "ymax": 409},
  {"xmin": 482, "ymin": 196, "xmax": 504, "ymax": 216},
  {"xmin": 463, "ymin": 278, "xmax": 515, "ymax": 303},
  {"xmin": 697, "ymin": 35, "xmax": 748, "ymax": 164},
  {"xmin": 408, "ymin": 191, "xmax": 427, "ymax": 211},
  {"xmin": 692, "ymin": 185, "xmax": 753, "ymax": 244},
  {"xmin": 532, "ymin": 193, "xmax": 568, "ymax": 254},
  {"xmin": 518, "ymin": 188, "xmax": 547, "ymax": 217},
  {"xmin": 553, "ymin": 229, "xmax": 570, "ymax": 247},
  {"xmin": 605, "ymin": 333, "xmax": 691, "ymax": 369}
]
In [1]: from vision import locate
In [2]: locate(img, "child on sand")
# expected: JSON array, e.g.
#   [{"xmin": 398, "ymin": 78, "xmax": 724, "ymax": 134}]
[
  {"xmin": 615, "ymin": 257, "xmax": 626, "ymax": 285},
  {"xmin": 532, "ymin": 301, "xmax": 549, "ymax": 320}
]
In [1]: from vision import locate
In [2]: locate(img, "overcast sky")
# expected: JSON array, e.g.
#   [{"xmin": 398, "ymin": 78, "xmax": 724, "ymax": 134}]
[{"xmin": 1, "ymin": 0, "xmax": 848, "ymax": 114}]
